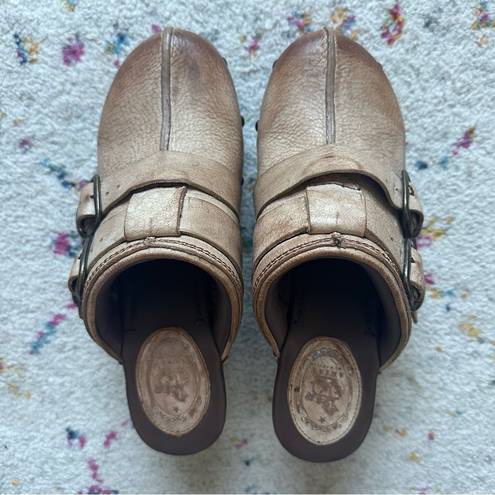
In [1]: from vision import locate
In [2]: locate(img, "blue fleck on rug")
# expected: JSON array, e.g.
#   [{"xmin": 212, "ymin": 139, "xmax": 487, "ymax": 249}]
[{"xmin": 1, "ymin": 0, "xmax": 494, "ymax": 493}]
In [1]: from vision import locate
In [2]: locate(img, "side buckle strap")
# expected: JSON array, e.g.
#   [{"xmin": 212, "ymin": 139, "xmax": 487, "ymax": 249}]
[
  {"xmin": 401, "ymin": 171, "xmax": 423, "ymax": 312},
  {"xmin": 401, "ymin": 170, "xmax": 422, "ymax": 238},
  {"xmin": 71, "ymin": 175, "xmax": 102, "ymax": 309},
  {"xmin": 402, "ymin": 238, "xmax": 422, "ymax": 312}
]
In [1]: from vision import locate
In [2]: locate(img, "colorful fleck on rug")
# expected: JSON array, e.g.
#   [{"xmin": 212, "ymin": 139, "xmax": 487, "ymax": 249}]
[{"xmin": 1, "ymin": 0, "xmax": 494, "ymax": 493}]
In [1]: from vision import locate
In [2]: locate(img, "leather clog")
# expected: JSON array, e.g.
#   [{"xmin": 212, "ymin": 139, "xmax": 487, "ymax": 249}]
[
  {"xmin": 252, "ymin": 29, "xmax": 424, "ymax": 462},
  {"xmin": 69, "ymin": 28, "xmax": 243, "ymax": 455}
]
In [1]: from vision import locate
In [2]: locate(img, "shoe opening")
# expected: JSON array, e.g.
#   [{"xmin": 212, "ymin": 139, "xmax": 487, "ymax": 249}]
[
  {"xmin": 264, "ymin": 258, "xmax": 402, "ymax": 365},
  {"xmin": 94, "ymin": 259, "xmax": 232, "ymax": 359}
]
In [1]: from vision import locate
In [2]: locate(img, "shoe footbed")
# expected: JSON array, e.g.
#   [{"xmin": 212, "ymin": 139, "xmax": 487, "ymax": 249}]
[
  {"xmin": 119, "ymin": 261, "xmax": 225, "ymax": 455},
  {"xmin": 273, "ymin": 259, "xmax": 380, "ymax": 462}
]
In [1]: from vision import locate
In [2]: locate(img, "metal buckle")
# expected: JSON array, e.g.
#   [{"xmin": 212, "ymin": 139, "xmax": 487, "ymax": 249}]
[
  {"xmin": 401, "ymin": 171, "xmax": 422, "ymax": 311},
  {"xmin": 72, "ymin": 175, "xmax": 102, "ymax": 308},
  {"xmin": 401, "ymin": 170, "xmax": 423, "ymax": 239},
  {"xmin": 402, "ymin": 237, "xmax": 421, "ymax": 312},
  {"xmin": 401, "ymin": 170, "xmax": 414, "ymax": 238}
]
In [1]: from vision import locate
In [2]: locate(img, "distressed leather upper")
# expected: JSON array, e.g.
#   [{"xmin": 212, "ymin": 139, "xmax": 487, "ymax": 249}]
[
  {"xmin": 253, "ymin": 29, "xmax": 425, "ymax": 366},
  {"xmin": 98, "ymin": 30, "xmax": 243, "ymax": 213},
  {"xmin": 69, "ymin": 29, "xmax": 243, "ymax": 361},
  {"xmin": 258, "ymin": 30, "xmax": 402, "ymax": 174}
]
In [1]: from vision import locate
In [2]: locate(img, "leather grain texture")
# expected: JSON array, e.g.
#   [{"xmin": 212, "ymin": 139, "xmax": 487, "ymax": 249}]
[
  {"xmin": 257, "ymin": 31, "xmax": 328, "ymax": 173},
  {"xmin": 69, "ymin": 28, "xmax": 244, "ymax": 361},
  {"xmin": 253, "ymin": 29, "xmax": 425, "ymax": 366}
]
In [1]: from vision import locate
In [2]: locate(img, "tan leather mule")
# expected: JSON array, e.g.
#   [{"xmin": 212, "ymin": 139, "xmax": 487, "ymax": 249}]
[
  {"xmin": 252, "ymin": 29, "xmax": 424, "ymax": 462},
  {"xmin": 68, "ymin": 28, "xmax": 243, "ymax": 454}
]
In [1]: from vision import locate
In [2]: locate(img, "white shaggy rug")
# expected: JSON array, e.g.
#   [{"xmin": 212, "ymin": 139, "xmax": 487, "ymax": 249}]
[{"xmin": 1, "ymin": 0, "xmax": 494, "ymax": 493}]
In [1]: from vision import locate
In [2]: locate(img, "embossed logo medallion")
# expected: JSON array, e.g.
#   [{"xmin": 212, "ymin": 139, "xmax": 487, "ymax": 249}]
[
  {"xmin": 136, "ymin": 328, "xmax": 210, "ymax": 436},
  {"xmin": 288, "ymin": 337, "xmax": 361, "ymax": 445}
]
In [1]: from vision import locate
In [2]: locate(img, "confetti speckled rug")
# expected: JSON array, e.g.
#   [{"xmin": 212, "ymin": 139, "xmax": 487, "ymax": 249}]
[{"xmin": 1, "ymin": 0, "xmax": 495, "ymax": 493}]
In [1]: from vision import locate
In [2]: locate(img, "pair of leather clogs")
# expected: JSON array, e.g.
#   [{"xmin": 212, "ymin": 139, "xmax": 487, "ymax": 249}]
[{"xmin": 69, "ymin": 27, "xmax": 424, "ymax": 462}]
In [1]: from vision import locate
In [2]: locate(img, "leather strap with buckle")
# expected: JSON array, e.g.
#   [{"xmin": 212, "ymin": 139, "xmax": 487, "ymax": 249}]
[
  {"xmin": 71, "ymin": 175, "xmax": 102, "ymax": 308},
  {"xmin": 401, "ymin": 171, "xmax": 423, "ymax": 311}
]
